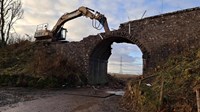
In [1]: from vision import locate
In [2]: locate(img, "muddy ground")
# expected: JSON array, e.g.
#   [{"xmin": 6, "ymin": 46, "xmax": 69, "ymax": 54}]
[{"xmin": 0, "ymin": 87, "xmax": 127, "ymax": 112}]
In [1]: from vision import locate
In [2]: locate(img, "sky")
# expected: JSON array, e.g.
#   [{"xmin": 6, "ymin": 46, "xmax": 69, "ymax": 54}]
[{"xmin": 14, "ymin": 0, "xmax": 200, "ymax": 74}]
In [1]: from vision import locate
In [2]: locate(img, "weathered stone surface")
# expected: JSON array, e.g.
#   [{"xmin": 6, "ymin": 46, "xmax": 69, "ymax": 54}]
[{"xmin": 36, "ymin": 7, "xmax": 200, "ymax": 84}]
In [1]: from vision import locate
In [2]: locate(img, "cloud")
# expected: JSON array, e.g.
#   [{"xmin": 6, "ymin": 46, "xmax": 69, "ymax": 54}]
[{"xmin": 17, "ymin": 0, "xmax": 200, "ymax": 38}]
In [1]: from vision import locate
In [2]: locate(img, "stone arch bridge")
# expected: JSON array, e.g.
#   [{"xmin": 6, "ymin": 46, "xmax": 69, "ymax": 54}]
[{"xmin": 40, "ymin": 7, "xmax": 200, "ymax": 84}]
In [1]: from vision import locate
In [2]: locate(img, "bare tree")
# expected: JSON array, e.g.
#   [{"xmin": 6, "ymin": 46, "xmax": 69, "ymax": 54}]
[{"xmin": 0, "ymin": 0, "xmax": 23, "ymax": 47}]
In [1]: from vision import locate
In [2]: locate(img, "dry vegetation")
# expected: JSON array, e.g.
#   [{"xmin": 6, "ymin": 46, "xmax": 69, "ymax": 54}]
[
  {"xmin": 122, "ymin": 49, "xmax": 200, "ymax": 112},
  {"xmin": 0, "ymin": 40, "xmax": 87, "ymax": 88}
]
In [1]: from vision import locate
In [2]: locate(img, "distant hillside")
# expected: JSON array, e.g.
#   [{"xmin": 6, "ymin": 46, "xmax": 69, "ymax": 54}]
[
  {"xmin": 109, "ymin": 73, "xmax": 140, "ymax": 81},
  {"xmin": 122, "ymin": 49, "xmax": 200, "ymax": 112}
]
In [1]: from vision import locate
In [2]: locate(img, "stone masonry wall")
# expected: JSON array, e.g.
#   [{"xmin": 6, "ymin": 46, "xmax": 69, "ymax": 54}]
[
  {"xmin": 37, "ymin": 7, "xmax": 200, "ymax": 84},
  {"xmin": 120, "ymin": 7, "xmax": 200, "ymax": 70}
]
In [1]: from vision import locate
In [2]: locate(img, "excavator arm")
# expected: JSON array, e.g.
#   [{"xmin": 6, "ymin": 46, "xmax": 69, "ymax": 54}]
[{"xmin": 34, "ymin": 6, "xmax": 110, "ymax": 41}]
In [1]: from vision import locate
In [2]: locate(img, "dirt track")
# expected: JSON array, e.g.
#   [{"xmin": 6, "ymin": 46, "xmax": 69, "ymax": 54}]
[{"xmin": 0, "ymin": 87, "xmax": 126, "ymax": 112}]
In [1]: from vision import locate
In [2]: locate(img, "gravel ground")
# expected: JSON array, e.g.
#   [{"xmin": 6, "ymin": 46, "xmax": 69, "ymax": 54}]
[
  {"xmin": 0, "ymin": 87, "xmax": 127, "ymax": 112},
  {"xmin": 0, "ymin": 87, "xmax": 50, "ymax": 107}
]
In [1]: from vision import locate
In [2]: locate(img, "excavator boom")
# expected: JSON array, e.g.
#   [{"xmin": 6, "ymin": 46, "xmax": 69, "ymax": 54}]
[{"xmin": 34, "ymin": 6, "xmax": 110, "ymax": 41}]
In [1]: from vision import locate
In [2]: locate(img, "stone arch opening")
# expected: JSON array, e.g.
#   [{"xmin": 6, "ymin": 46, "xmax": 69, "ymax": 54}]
[
  {"xmin": 108, "ymin": 43, "xmax": 143, "ymax": 75},
  {"xmin": 88, "ymin": 33, "xmax": 150, "ymax": 84}
]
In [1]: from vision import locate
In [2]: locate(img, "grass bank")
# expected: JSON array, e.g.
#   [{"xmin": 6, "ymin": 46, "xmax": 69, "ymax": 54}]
[
  {"xmin": 0, "ymin": 41, "xmax": 87, "ymax": 88},
  {"xmin": 122, "ymin": 49, "xmax": 200, "ymax": 112}
]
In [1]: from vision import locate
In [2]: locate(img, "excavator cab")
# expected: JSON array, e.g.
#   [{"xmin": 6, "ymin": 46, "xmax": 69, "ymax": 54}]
[{"xmin": 34, "ymin": 23, "xmax": 52, "ymax": 41}]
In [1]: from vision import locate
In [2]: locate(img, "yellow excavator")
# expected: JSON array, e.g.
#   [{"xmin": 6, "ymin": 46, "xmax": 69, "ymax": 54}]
[{"xmin": 34, "ymin": 6, "xmax": 110, "ymax": 41}]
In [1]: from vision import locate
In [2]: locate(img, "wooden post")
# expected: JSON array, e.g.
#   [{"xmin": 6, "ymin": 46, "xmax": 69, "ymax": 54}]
[
  {"xmin": 158, "ymin": 75, "xmax": 164, "ymax": 111},
  {"xmin": 196, "ymin": 89, "xmax": 200, "ymax": 112},
  {"xmin": 194, "ymin": 85, "xmax": 200, "ymax": 112}
]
